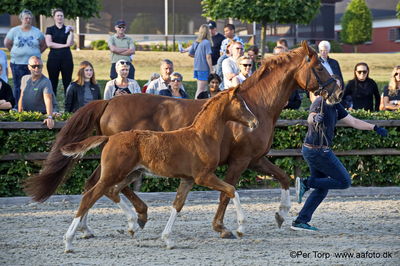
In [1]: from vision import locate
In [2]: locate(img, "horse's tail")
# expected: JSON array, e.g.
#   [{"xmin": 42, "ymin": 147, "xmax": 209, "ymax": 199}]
[
  {"xmin": 24, "ymin": 100, "xmax": 109, "ymax": 202},
  {"xmin": 61, "ymin": 136, "xmax": 109, "ymax": 158}
]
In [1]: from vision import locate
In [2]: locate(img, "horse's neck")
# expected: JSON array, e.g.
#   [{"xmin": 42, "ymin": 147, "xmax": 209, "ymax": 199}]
[
  {"xmin": 191, "ymin": 96, "xmax": 228, "ymax": 140},
  {"xmin": 244, "ymin": 59, "xmax": 301, "ymax": 121}
]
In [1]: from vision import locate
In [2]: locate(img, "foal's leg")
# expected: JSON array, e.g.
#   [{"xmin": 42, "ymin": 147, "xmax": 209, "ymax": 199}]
[
  {"xmin": 77, "ymin": 213, "xmax": 94, "ymax": 239},
  {"xmin": 195, "ymin": 173, "xmax": 245, "ymax": 237},
  {"xmin": 82, "ymin": 167, "xmax": 149, "ymax": 232},
  {"xmin": 212, "ymin": 161, "xmax": 249, "ymax": 238},
  {"xmin": 249, "ymin": 156, "xmax": 291, "ymax": 228},
  {"xmin": 161, "ymin": 178, "xmax": 194, "ymax": 249},
  {"xmin": 64, "ymin": 182, "xmax": 108, "ymax": 253},
  {"xmin": 107, "ymin": 191, "xmax": 141, "ymax": 237}
]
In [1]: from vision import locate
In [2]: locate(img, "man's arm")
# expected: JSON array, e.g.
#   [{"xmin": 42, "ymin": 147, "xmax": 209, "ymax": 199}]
[
  {"xmin": 43, "ymin": 93, "xmax": 54, "ymax": 129},
  {"xmin": 4, "ymin": 38, "xmax": 13, "ymax": 51}
]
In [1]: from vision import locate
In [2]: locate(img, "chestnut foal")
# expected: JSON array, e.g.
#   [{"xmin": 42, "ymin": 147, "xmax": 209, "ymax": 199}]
[{"xmin": 61, "ymin": 87, "xmax": 258, "ymax": 252}]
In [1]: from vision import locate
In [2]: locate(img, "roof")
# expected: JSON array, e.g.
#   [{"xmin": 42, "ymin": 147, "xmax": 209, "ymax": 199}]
[{"xmin": 335, "ymin": 0, "xmax": 398, "ymax": 23}]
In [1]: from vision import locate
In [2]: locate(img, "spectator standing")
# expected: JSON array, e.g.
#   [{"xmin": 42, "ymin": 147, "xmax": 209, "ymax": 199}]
[
  {"xmin": 189, "ymin": 24, "xmax": 214, "ymax": 98},
  {"xmin": 108, "ymin": 20, "xmax": 135, "ymax": 80},
  {"xmin": 197, "ymin": 73, "xmax": 221, "ymax": 99},
  {"xmin": 381, "ymin": 65, "xmax": 400, "ymax": 111},
  {"xmin": 104, "ymin": 59, "xmax": 140, "ymax": 100},
  {"xmin": 318, "ymin": 40, "xmax": 344, "ymax": 89},
  {"xmin": 18, "ymin": 56, "xmax": 55, "ymax": 129},
  {"xmin": 216, "ymin": 24, "xmax": 243, "ymax": 86},
  {"xmin": 45, "ymin": 8, "xmax": 74, "ymax": 96},
  {"xmin": 65, "ymin": 61, "xmax": 101, "ymax": 112},
  {"xmin": 0, "ymin": 49, "xmax": 8, "ymax": 82},
  {"xmin": 231, "ymin": 55, "xmax": 252, "ymax": 87},
  {"xmin": 292, "ymin": 96, "xmax": 388, "ymax": 232},
  {"xmin": 247, "ymin": 45, "xmax": 260, "ymax": 73},
  {"xmin": 4, "ymin": 9, "xmax": 46, "ymax": 109},
  {"xmin": 0, "ymin": 64, "xmax": 15, "ymax": 111},
  {"xmin": 222, "ymin": 41, "xmax": 244, "ymax": 89},
  {"xmin": 146, "ymin": 59, "xmax": 175, "ymax": 95},
  {"xmin": 159, "ymin": 72, "xmax": 188, "ymax": 99},
  {"xmin": 342, "ymin": 62, "xmax": 380, "ymax": 111},
  {"xmin": 208, "ymin": 20, "xmax": 225, "ymax": 70}
]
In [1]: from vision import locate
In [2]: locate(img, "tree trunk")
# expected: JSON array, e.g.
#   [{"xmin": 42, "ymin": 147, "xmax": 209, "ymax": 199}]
[
  {"xmin": 260, "ymin": 22, "xmax": 267, "ymax": 56},
  {"xmin": 353, "ymin": 45, "xmax": 358, "ymax": 53}
]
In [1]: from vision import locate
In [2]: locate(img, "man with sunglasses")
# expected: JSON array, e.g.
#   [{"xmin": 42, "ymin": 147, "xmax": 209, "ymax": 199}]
[
  {"xmin": 18, "ymin": 56, "xmax": 57, "ymax": 129},
  {"xmin": 108, "ymin": 20, "xmax": 135, "ymax": 80}
]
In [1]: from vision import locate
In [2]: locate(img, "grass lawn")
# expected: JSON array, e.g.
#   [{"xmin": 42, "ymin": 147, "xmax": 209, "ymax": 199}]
[{"xmin": 2, "ymin": 49, "xmax": 399, "ymax": 111}]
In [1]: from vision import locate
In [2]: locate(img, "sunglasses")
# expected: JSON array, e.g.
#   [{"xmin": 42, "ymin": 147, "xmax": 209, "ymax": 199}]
[
  {"xmin": 170, "ymin": 79, "xmax": 182, "ymax": 82},
  {"xmin": 117, "ymin": 26, "xmax": 126, "ymax": 29},
  {"xmin": 118, "ymin": 61, "xmax": 128, "ymax": 65},
  {"xmin": 241, "ymin": 64, "xmax": 252, "ymax": 67},
  {"xmin": 395, "ymin": 73, "xmax": 399, "ymax": 77},
  {"xmin": 236, "ymin": 47, "xmax": 243, "ymax": 50},
  {"xmin": 30, "ymin": 64, "xmax": 43, "ymax": 69},
  {"xmin": 356, "ymin": 70, "xmax": 367, "ymax": 74}
]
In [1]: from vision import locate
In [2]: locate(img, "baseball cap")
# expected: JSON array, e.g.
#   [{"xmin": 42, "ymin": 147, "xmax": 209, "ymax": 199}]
[
  {"xmin": 115, "ymin": 20, "xmax": 126, "ymax": 27},
  {"xmin": 208, "ymin": 20, "xmax": 216, "ymax": 29}
]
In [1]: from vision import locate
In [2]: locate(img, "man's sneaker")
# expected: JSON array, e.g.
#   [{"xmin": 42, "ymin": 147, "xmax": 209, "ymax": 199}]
[
  {"xmin": 291, "ymin": 221, "xmax": 319, "ymax": 232},
  {"xmin": 295, "ymin": 177, "xmax": 308, "ymax": 204}
]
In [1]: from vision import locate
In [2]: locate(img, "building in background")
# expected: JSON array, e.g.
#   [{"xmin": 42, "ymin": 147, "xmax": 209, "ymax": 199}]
[{"xmin": 335, "ymin": 0, "xmax": 400, "ymax": 53}]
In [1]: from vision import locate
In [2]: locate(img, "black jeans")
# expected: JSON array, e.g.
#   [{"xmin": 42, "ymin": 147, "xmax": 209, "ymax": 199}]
[
  {"xmin": 110, "ymin": 62, "xmax": 135, "ymax": 80},
  {"xmin": 46, "ymin": 53, "xmax": 73, "ymax": 96}
]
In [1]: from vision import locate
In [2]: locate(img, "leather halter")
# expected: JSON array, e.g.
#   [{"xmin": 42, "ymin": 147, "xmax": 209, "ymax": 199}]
[{"xmin": 304, "ymin": 55, "xmax": 337, "ymax": 97}]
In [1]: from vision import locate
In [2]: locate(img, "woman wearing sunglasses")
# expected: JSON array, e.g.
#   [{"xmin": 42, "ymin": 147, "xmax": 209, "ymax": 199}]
[
  {"xmin": 342, "ymin": 62, "xmax": 380, "ymax": 111},
  {"xmin": 381, "ymin": 65, "xmax": 400, "ymax": 111},
  {"xmin": 103, "ymin": 60, "xmax": 141, "ymax": 100},
  {"xmin": 159, "ymin": 72, "xmax": 188, "ymax": 99},
  {"xmin": 231, "ymin": 55, "xmax": 252, "ymax": 87}
]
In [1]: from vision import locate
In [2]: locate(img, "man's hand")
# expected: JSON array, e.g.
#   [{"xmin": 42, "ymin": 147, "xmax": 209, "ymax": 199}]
[{"xmin": 43, "ymin": 116, "xmax": 54, "ymax": 129}]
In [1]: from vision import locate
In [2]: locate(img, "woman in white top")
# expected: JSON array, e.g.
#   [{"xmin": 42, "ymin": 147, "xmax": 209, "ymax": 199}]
[
  {"xmin": 104, "ymin": 59, "xmax": 141, "ymax": 100},
  {"xmin": 232, "ymin": 55, "xmax": 252, "ymax": 87}
]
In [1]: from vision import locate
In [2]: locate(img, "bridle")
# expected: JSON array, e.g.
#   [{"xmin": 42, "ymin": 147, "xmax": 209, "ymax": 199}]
[{"xmin": 304, "ymin": 55, "xmax": 337, "ymax": 98}]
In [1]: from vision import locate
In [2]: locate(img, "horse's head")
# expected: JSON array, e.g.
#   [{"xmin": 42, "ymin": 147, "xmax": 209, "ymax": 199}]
[
  {"xmin": 227, "ymin": 87, "xmax": 259, "ymax": 129},
  {"xmin": 295, "ymin": 41, "xmax": 343, "ymax": 104}
]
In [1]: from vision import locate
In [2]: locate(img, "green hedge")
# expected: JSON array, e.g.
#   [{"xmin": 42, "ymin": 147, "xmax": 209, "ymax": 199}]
[{"xmin": 0, "ymin": 110, "xmax": 399, "ymax": 197}]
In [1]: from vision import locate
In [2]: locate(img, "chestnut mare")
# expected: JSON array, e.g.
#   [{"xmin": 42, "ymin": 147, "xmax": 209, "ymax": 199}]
[
  {"xmin": 60, "ymin": 87, "xmax": 258, "ymax": 252},
  {"xmin": 25, "ymin": 42, "xmax": 342, "ymax": 239}
]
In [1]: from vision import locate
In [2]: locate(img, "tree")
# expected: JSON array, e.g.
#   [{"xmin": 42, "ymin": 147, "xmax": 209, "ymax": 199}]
[
  {"xmin": 340, "ymin": 0, "xmax": 372, "ymax": 53},
  {"xmin": 397, "ymin": 1, "xmax": 400, "ymax": 19},
  {"xmin": 201, "ymin": 0, "xmax": 321, "ymax": 54},
  {"xmin": 0, "ymin": 0, "xmax": 101, "ymax": 25}
]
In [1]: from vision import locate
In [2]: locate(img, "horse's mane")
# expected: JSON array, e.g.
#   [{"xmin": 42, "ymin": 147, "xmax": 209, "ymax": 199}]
[
  {"xmin": 240, "ymin": 46, "xmax": 308, "ymax": 92},
  {"xmin": 191, "ymin": 89, "xmax": 232, "ymax": 125}
]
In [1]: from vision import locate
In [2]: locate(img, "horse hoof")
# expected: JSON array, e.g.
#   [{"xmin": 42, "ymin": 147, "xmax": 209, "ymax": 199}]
[
  {"xmin": 137, "ymin": 218, "xmax": 147, "ymax": 229},
  {"xmin": 220, "ymin": 231, "xmax": 236, "ymax": 239},
  {"xmin": 64, "ymin": 249, "xmax": 74, "ymax": 254},
  {"xmin": 81, "ymin": 233, "xmax": 94, "ymax": 239},
  {"xmin": 128, "ymin": 230, "xmax": 135, "ymax": 237},
  {"xmin": 236, "ymin": 231, "xmax": 244, "ymax": 238},
  {"xmin": 275, "ymin": 212, "xmax": 285, "ymax": 228}
]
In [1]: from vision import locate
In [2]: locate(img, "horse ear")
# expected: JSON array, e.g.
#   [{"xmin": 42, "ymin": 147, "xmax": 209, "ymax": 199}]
[{"xmin": 301, "ymin": 40, "xmax": 313, "ymax": 58}]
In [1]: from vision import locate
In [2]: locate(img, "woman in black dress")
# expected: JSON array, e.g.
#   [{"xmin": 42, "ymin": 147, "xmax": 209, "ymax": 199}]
[
  {"xmin": 342, "ymin": 62, "xmax": 380, "ymax": 111},
  {"xmin": 45, "ymin": 8, "xmax": 74, "ymax": 96}
]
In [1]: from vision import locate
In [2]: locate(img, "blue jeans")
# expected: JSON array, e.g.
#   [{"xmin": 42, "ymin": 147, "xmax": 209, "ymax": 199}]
[
  {"xmin": 10, "ymin": 63, "xmax": 30, "ymax": 109},
  {"xmin": 296, "ymin": 145, "xmax": 351, "ymax": 224}
]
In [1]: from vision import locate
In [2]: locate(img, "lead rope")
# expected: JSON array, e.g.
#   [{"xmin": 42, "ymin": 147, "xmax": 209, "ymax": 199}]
[{"xmin": 314, "ymin": 98, "xmax": 329, "ymax": 148}]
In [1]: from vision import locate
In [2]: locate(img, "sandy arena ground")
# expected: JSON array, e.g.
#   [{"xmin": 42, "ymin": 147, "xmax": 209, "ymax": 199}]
[{"xmin": 0, "ymin": 188, "xmax": 399, "ymax": 265}]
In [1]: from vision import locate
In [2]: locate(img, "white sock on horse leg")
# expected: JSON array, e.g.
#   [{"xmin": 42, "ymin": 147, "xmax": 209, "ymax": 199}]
[
  {"xmin": 78, "ymin": 213, "xmax": 94, "ymax": 238},
  {"xmin": 118, "ymin": 197, "xmax": 139, "ymax": 235},
  {"xmin": 64, "ymin": 217, "xmax": 81, "ymax": 253},
  {"xmin": 161, "ymin": 207, "xmax": 178, "ymax": 249},
  {"xmin": 278, "ymin": 189, "xmax": 291, "ymax": 218},
  {"xmin": 232, "ymin": 191, "xmax": 245, "ymax": 236}
]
